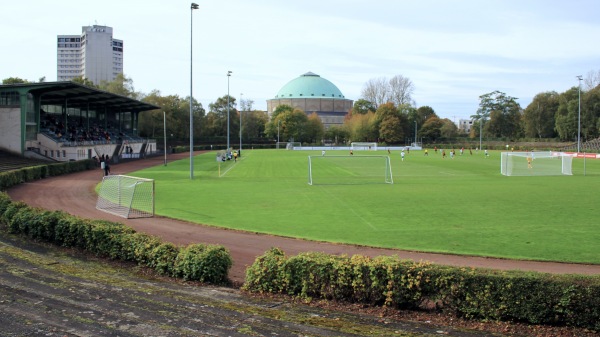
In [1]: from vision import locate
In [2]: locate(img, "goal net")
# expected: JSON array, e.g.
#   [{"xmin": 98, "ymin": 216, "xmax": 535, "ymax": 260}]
[
  {"xmin": 96, "ymin": 175, "xmax": 155, "ymax": 218},
  {"xmin": 276, "ymin": 141, "xmax": 301, "ymax": 149},
  {"xmin": 500, "ymin": 151, "xmax": 573, "ymax": 176},
  {"xmin": 308, "ymin": 155, "xmax": 393, "ymax": 185},
  {"xmin": 351, "ymin": 142, "xmax": 378, "ymax": 151}
]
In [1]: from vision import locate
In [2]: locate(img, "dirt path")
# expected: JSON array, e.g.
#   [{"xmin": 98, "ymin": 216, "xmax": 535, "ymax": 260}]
[{"xmin": 7, "ymin": 152, "xmax": 600, "ymax": 285}]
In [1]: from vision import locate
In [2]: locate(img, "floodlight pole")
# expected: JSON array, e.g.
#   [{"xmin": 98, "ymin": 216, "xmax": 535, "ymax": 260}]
[
  {"xmin": 163, "ymin": 111, "xmax": 167, "ymax": 166},
  {"xmin": 239, "ymin": 92, "xmax": 243, "ymax": 152},
  {"xmin": 479, "ymin": 118, "xmax": 483, "ymax": 151},
  {"xmin": 577, "ymin": 75, "xmax": 582, "ymax": 153},
  {"xmin": 227, "ymin": 71, "xmax": 232, "ymax": 151},
  {"xmin": 189, "ymin": 2, "xmax": 199, "ymax": 179},
  {"xmin": 414, "ymin": 120, "xmax": 417, "ymax": 146}
]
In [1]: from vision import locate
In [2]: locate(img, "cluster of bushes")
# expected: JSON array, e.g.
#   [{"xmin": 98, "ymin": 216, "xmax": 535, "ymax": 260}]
[
  {"xmin": 244, "ymin": 248, "xmax": 600, "ymax": 332},
  {"xmin": 0, "ymin": 159, "xmax": 96, "ymax": 190},
  {"xmin": 0, "ymin": 192, "xmax": 232, "ymax": 285}
]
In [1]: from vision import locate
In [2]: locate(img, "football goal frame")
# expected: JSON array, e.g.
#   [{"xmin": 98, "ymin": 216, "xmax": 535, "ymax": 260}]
[
  {"xmin": 308, "ymin": 155, "xmax": 393, "ymax": 185},
  {"xmin": 351, "ymin": 142, "xmax": 378, "ymax": 151},
  {"xmin": 500, "ymin": 151, "xmax": 573, "ymax": 176},
  {"xmin": 96, "ymin": 174, "xmax": 155, "ymax": 218}
]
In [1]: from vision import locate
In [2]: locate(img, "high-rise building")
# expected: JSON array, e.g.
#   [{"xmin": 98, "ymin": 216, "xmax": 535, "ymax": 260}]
[{"xmin": 57, "ymin": 25, "xmax": 123, "ymax": 84}]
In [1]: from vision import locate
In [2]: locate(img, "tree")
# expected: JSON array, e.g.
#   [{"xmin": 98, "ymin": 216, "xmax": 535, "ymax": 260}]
[
  {"xmin": 584, "ymin": 69, "xmax": 600, "ymax": 91},
  {"xmin": 345, "ymin": 111, "xmax": 378, "ymax": 142},
  {"xmin": 555, "ymin": 88, "xmax": 579, "ymax": 141},
  {"xmin": 522, "ymin": 92, "xmax": 559, "ymax": 139},
  {"xmin": 264, "ymin": 104, "xmax": 294, "ymax": 140},
  {"xmin": 474, "ymin": 90, "xmax": 522, "ymax": 139},
  {"xmin": 242, "ymin": 110, "xmax": 268, "ymax": 142},
  {"xmin": 440, "ymin": 118, "xmax": 458, "ymax": 138},
  {"xmin": 2, "ymin": 77, "xmax": 28, "ymax": 84},
  {"xmin": 324, "ymin": 125, "xmax": 349, "ymax": 145},
  {"xmin": 351, "ymin": 99, "xmax": 376, "ymax": 115},
  {"xmin": 360, "ymin": 75, "xmax": 415, "ymax": 108},
  {"xmin": 98, "ymin": 73, "xmax": 139, "ymax": 99},
  {"xmin": 360, "ymin": 77, "xmax": 388, "ymax": 107},
  {"xmin": 379, "ymin": 115, "xmax": 404, "ymax": 143},
  {"xmin": 388, "ymin": 75, "xmax": 415, "ymax": 106},
  {"xmin": 207, "ymin": 95, "xmax": 237, "ymax": 140},
  {"xmin": 305, "ymin": 112, "xmax": 325, "ymax": 144},
  {"xmin": 419, "ymin": 116, "xmax": 443, "ymax": 141},
  {"xmin": 71, "ymin": 76, "xmax": 97, "ymax": 88}
]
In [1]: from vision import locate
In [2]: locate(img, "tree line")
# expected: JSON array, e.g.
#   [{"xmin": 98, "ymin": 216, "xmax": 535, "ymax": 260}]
[{"xmin": 4, "ymin": 69, "xmax": 600, "ymax": 146}]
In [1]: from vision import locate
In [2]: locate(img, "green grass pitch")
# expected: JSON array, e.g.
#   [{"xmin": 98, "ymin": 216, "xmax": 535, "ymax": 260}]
[{"xmin": 130, "ymin": 149, "xmax": 600, "ymax": 265}]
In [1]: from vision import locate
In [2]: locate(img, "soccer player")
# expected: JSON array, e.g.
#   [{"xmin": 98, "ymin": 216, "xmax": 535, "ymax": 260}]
[
  {"xmin": 401, "ymin": 150, "xmax": 405, "ymax": 161},
  {"xmin": 350, "ymin": 150, "xmax": 353, "ymax": 155},
  {"xmin": 527, "ymin": 155, "xmax": 533, "ymax": 168},
  {"xmin": 442, "ymin": 150, "xmax": 446, "ymax": 159},
  {"xmin": 322, "ymin": 150, "xmax": 326, "ymax": 156},
  {"xmin": 484, "ymin": 150, "xmax": 489, "ymax": 158},
  {"xmin": 424, "ymin": 149, "xmax": 429, "ymax": 156}
]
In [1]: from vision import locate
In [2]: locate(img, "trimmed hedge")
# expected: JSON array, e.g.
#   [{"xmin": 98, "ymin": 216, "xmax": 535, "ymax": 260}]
[
  {"xmin": 244, "ymin": 248, "xmax": 600, "ymax": 331},
  {"xmin": 0, "ymin": 159, "xmax": 96, "ymax": 191},
  {"xmin": 0, "ymin": 192, "xmax": 232, "ymax": 285}
]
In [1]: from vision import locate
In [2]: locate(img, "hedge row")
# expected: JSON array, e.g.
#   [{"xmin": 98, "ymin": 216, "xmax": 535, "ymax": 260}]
[
  {"xmin": 244, "ymin": 248, "xmax": 600, "ymax": 331},
  {"xmin": 0, "ymin": 192, "xmax": 232, "ymax": 285},
  {"xmin": 0, "ymin": 159, "xmax": 97, "ymax": 191}
]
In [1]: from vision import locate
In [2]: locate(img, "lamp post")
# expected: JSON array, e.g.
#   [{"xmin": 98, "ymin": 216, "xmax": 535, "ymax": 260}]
[
  {"xmin": 414, "ymin": 120, "xmax": 417, "ymax": 146},
  {"xmin": 163, "ymin": 111, "xmax": 167, "ymax": 166},
  {"xmin": 227, "ymin": 71, "xmax": 232, "ymax": 151},
  {"xmin": 189, "ymin": 2, "xmax": 198, "ymax": 179},
  {"xmin": 577, "ymin": 75, "xmax": 582, "ymax": 153},
  {"xmin": 239, "ymin": 93, "xmax": 243, "ymax": 153},
  {"xmin": 479, "ymin": 118, "xmax": 483, "ymax": 151}
]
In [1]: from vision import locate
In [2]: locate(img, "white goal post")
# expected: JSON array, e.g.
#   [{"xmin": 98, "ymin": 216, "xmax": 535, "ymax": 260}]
[
  {"xmin": 500, "ymin": 151, "xmax": 573, "ymax": 176},
  {"xmin": 276, "ymin": 141, "xmax": 301, "ymax": 149},
  {"xmin": 308, "ymin": 155, "xmax": 393, "ymax": 185},
  {"xmin": 96, "ymin": 175, "xmax": 155, "ymax": 218},
  {"xmin": 351, "ymin": 142, "xmax": 378, "ymax": 151}
]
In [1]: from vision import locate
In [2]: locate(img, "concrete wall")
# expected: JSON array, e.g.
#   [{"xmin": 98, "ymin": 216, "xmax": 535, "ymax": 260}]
[{"xmin": 0, "ymin": 107, "xmax": 22, "ymax": 154}]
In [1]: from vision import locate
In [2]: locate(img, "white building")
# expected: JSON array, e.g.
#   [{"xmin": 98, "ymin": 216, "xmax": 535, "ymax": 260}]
[{"xmin": 57, "ymin": 25, "xmax": 123, "ymax": 84}]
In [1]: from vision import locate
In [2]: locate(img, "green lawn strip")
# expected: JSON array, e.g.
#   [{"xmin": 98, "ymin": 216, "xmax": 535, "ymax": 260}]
[{"xmin": 129, "ymin": 149, "xmax": 600, "ymax": 264}]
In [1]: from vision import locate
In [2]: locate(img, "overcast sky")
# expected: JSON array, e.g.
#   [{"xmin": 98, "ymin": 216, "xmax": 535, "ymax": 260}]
[{"xmin": 2, "ymin": 0, "xmax": 599, "ymax": 122}]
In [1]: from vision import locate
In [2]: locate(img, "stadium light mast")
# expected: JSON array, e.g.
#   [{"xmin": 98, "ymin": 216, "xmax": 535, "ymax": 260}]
[
  {"xmin": 414, "ymin": 120, "xmax": 417, "ymax": 146},
  {"xmin": 227, "ymin": 71, "xmax": 232, "ymax": 151},
  {"xmin": 163, "ymin": 111, "xmax": 167, "ymax": 166},
  {"xmin": 277, "ymin": 119, "xmax": 281, "ymax": 144},
  {"xmin": 239, "ymin": 92, "xmax": 243, "ymax": 153},
  {"xmin": 577, "ymin": 75, "xmax": 583, "ymax": 153},
  {"xmin": 189, "ymin": 2, "xmax": 199, "ymax": 179}
]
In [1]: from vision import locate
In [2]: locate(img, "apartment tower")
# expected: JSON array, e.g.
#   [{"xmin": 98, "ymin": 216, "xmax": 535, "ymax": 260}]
[{"xmin": 57, "ymin": 25, "xmax": 123, "ymax": 84}]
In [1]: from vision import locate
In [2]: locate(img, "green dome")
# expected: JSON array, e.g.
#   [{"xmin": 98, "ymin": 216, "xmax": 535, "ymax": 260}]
[{"xmin": 275, "ymin": 72, "xmax": 346, "ymax": 99}]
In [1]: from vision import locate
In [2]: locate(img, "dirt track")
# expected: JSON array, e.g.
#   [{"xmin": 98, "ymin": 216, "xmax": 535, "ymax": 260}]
[{"xmin": 7, "ymin": 152, "xmax": 600, "ymax": 285}]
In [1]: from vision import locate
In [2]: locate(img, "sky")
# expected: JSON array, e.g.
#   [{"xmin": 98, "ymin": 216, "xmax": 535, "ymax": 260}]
[{"xmin": 2, "ymin": 0, "xmax": 599, "ymax": 122}]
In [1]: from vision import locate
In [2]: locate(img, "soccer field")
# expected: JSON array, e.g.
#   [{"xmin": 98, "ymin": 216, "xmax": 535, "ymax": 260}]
[{"xmin": 131, "ymin": 149, "xmax": 600, "ymax": 265}]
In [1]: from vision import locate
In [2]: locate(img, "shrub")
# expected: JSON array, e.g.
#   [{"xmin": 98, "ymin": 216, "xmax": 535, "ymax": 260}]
[
  {"xmin": 244, "ymin": 248, "xmax": 600, "ymax": 331},
  {"xmin": 175, "ymin": 244, "xmax": 232, "ymax": 284}
]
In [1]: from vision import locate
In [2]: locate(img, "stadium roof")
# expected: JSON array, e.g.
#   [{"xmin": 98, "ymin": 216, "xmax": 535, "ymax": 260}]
[
  {"xmin": 274, "ymin": 72, "xmax": 346, "ymax": 100},
  {"xmin": 0, "ymin": 81, "xmax": 160, "ymax": 112}
]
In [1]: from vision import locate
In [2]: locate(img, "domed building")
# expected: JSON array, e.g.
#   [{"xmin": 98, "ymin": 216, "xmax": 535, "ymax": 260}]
[{"xmin": 266, "ymin": 72, "xmax": 353, "ymax": 129}]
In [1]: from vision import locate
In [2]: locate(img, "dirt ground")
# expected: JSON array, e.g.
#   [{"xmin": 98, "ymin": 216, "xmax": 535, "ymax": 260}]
[{"xmin": 4, "ymin": 152, "xmax": 600, "ymax": 336}]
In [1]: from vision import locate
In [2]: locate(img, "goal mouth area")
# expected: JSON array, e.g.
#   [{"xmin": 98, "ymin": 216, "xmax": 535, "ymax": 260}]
[
  {"xmin": 500, "ymin": 151, "xmax": 573, "ymax": 177},
  {"xmin": 96, "ymin": 174, "xmax": 155, "ymax": 219},
  {"xmin": 308, "ymin": 155, "xmax": 393, "ymax": 185}
]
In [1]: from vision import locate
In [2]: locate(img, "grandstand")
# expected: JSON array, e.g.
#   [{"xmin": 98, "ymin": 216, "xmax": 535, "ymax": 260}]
[
  {"xmin": 562, "ymin": 137, "xmax": 600, "ymax": 152},
  {"xmin": 0, "ymin": 82, "xmax": 160, "ymax": 163}
]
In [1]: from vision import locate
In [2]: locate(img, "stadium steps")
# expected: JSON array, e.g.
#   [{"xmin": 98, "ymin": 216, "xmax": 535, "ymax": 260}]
[{"xmin": 0, "ymin": 151, "xmax": 52, "ymax": 173}]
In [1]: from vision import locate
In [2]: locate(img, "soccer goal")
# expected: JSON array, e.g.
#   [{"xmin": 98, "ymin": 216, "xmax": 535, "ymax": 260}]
[
  {"xmin": 351, "ymin": 142, "xmax": 378, "ymax": 151},
  {"xmin": 308, "ymin": 155, "xmax": 393, "ymax": 185},
  {"xmin": 96, "ymin": 175, "xmax": 155, "ymax": 218},
  {"xmin": 500, "ymin": 151, "xmax": 573, "ymax": 176},
  {"xmin": 276, "ymin": 141, "xmax": 301, "ymax": 149}
]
